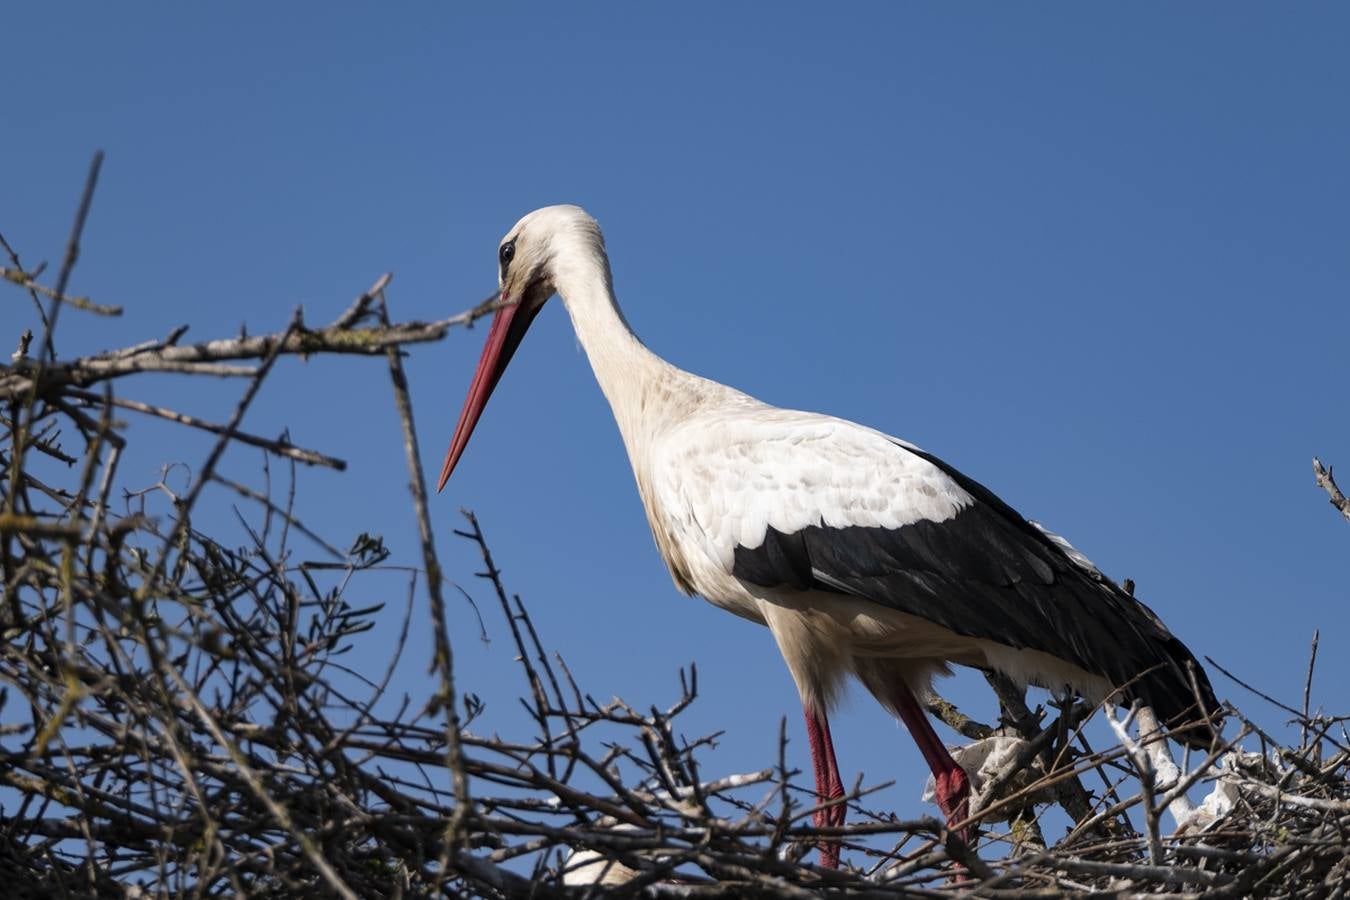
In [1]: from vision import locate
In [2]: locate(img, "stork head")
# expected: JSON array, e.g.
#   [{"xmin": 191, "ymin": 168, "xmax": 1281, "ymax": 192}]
[{"xmin": 436, "ymin": 205, "xmax": 607, "ymax": 491}]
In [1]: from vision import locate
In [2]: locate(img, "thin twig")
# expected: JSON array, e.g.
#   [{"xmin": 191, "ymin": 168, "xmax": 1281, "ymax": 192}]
[
  {"xmin": 65, "ymin": 388, "xmax": 346, "ymax": 470},
  {"xmin": 1, "ymin": 267, "xmax": 122, "ymax": 316},
  {"xmin": 377, "ymin": 287, "xmax": 472, "ymax": 875}
]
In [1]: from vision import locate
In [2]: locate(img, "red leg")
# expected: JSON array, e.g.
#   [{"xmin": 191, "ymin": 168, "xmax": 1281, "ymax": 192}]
[
  {"xmin": 803, "ymin": 706, "xmax": 846, "ymax": 868},
  {"xmin": 889, "ymin": 683, "xmax": 972, "ymax": 845}
]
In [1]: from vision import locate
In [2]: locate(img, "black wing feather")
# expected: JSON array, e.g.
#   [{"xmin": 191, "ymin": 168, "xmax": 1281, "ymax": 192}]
[{"xmin": 731, "ymin": 443, "xmax": 1220, "ymax": 746}]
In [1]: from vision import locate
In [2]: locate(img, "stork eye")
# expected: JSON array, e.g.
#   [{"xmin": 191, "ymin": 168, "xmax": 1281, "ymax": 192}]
[{"xmin": 499, "ymin": 240, "xmax": 516, "ymax": 271}]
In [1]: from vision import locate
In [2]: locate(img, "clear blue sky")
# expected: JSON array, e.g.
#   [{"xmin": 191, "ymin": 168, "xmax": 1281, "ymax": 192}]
[{"xmin": 6, "ymin": 4, "xmax": 1348, "ymax": 825}]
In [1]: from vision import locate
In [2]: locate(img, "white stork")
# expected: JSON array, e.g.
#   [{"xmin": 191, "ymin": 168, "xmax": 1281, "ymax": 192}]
[{"xmin": 437, "ymin": 205, "xmax": 1219, "ymax": 868}]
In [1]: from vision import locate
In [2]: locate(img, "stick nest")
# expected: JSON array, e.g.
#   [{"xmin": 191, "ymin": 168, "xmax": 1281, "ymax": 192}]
[{"xmin": 2, "ymin": 158, "xmax": 1347, "ymax": 897}]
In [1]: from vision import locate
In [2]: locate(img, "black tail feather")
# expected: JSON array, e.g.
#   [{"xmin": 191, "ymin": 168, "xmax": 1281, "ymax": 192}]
[{"xmin": 1127, "ymin": 634, "xmax": 1223, "ymax": 749}]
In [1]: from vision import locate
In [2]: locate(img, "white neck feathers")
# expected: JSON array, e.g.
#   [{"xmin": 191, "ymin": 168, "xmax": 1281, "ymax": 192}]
[{"xmin": 552, "ymin": 243, "xmax": 672, "ymax": 456}]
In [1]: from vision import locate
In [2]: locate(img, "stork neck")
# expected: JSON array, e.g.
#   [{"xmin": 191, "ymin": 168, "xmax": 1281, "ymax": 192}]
[{"xmin": 554, "ymin": 264, "xmax": 678, "ymax": 454}]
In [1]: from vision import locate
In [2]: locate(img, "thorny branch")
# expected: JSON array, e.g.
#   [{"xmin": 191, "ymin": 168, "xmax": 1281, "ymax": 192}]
[{"xmin": 2, "ymin": 162, "xmax": 1348, "ymax": 898}]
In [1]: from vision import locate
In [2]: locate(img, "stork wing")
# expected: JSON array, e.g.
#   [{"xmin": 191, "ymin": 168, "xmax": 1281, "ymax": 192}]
[{"xmin": 654, "ymin": 408, "xmax": 1215, "ymax": 737}]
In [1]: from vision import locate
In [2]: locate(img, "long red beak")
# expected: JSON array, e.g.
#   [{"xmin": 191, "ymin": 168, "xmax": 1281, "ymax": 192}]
[{"xmin": 436, "ymin": 298, "xmax": 542, "ymax": 491}]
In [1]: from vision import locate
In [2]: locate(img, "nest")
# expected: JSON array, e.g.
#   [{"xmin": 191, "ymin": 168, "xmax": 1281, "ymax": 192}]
[{"xmin": 2, "ymin": 156, "xmax": 1347, "ymax": 898}]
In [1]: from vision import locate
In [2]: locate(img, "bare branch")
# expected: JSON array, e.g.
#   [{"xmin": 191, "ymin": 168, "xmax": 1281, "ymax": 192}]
[
  {"xmin": 1313, "ymin": 456, "xmax": 1350, "ymax": 524},
  {"xmin": 0, "ymin": 285, "xmax": 509, "ymax": 403},
  {"xmin": 1, "ymin": 266, "xmax": 122, "ymax": 316},
  {"xmin": 377, "ymin": 285, "xmax": 472, "ymax": 877},
  {"xmin": 65, "ymin": 388, "xmax": 346, "ymax": 470}
]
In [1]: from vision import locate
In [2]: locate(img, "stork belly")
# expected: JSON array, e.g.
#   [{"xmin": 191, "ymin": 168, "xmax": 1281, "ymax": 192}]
[{"xmin": 745, "ymin": 587, "xmax": 1113, "ymax": 708}]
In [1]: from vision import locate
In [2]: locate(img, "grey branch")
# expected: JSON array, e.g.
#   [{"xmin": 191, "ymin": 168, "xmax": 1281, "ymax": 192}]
[
  {"xmin": 1312, "ymin": 456, "xmax": 1350, "ymax": 525},
  {"xmin": 0, "ymin": 278, "xmax": 506, "ymax": 401},
  {"xmin": 923, "ymin": 691, "xmax": 994, "ymax": 740},
  {"xmin": 1, "ymin": 265, "xmax": 123, "ymax": 316},
  {"xmin": 66, "ymin": 388, "xmax": 346, "ymax": 469}
]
